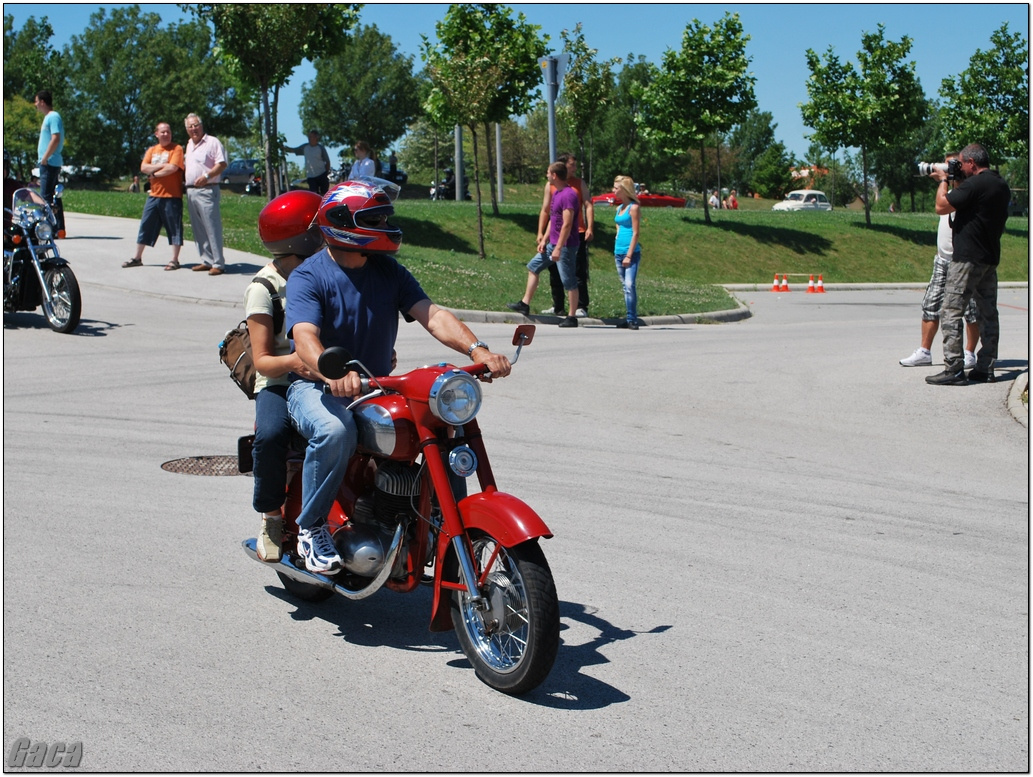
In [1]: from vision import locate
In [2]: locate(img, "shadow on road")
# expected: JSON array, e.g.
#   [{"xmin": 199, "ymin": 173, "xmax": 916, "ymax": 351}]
[{"xmin": 262, "ymin": 585, "xmax": 669, "ymax": 708}]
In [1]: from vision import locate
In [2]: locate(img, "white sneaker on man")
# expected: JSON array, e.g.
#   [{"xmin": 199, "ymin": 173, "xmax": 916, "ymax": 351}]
[
  {"xmin": 964, "ymin": 350, "xmax": 977, "ymax": 369},
  {"xmin": 900, "ymin": 348, "xmax": 933, "ymax": 367},
  {"xmin": 575, "ymin": 308, "xmax": 588, "ymax": 318},
  {"xmin": 297, "ymin": 524, "xmax": 342, "ymax": 574}
]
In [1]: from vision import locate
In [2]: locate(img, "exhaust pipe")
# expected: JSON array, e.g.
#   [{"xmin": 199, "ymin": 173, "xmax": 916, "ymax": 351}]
[{"xmin": 241, "ymin": 522, "xmax": 404, "ymax": 601}]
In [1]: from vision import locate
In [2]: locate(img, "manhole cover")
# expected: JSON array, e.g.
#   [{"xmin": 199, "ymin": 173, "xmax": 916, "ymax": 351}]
[{"xmin": 161, "ymin": 455, "xmax": 248, "ymax": 476}]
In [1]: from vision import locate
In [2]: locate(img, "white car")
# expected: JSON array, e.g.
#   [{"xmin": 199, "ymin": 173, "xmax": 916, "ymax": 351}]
[{"xmin": 772, "ymin": 189, "xmax": 832, "ymax": 211}]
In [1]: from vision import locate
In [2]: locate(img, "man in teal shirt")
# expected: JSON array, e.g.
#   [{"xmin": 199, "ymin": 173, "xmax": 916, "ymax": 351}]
[{"xmin": 35, "ymin": 90, "xmax": 65, "ymax": 232}]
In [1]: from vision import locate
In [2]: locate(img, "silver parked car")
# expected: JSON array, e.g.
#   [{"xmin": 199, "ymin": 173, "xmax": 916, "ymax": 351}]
[{"xmin": 772, "ymin": 189, "xmax": 832, "ymax": 211}]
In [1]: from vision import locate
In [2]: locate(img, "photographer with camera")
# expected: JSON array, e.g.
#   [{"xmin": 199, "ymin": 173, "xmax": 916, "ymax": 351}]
[
  {"xmin": 924, "ymin": 143, "xmax": 1010, "ymax": 386},
  {"xmin": 899, "ymin": 153, "xmax": 980, "ymax": 369}
]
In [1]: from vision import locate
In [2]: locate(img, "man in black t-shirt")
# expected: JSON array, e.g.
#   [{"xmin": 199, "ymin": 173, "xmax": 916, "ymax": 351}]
[{"xmin": 925, "ymin": 143, "xmax": 1011, "ymax": 385}]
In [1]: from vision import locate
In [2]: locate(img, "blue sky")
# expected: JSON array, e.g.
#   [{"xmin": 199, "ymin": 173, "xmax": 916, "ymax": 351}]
[{"xmin": 5, "ymin": 3, "xmax": 1028, "ymax": 168}]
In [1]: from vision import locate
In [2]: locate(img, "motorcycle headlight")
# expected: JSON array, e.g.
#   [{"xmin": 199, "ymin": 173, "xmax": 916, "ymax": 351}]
[
  {"xmin": 428, "ymin": 370, "xmax": 482, "ymax": 425},
  {"xmin": 33, "ymin": 221, "xmax": 53, "ymax": 242}
]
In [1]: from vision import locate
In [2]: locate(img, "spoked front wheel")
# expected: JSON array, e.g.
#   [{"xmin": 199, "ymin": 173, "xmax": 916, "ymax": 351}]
[
  {"xmin": 41, "ymin": 265, "xmax": 81, "ymax": 333},
  {"xmin": 451, "ymin": 535, "xmax": 559, "ymax": 695}
]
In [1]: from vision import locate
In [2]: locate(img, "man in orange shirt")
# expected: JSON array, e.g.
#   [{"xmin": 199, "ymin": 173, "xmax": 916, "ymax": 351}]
[{"xmin": 123, "ymin": 122, "xmax": 186, "ymax": 270}]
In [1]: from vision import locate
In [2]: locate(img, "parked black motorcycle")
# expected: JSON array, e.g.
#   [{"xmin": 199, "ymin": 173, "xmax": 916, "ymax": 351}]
[{"xmin": 4, "ymin": 187, "xmax": 81, "ymax": 333}]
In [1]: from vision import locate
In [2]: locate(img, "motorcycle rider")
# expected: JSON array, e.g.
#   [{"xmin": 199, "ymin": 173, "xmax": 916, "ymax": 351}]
[
  {"xmin": 247, "ymin": 190, "xmax": 325, "ymax": 562},
  {"xmin": 285, "ymin": 180, "xmax": 512, "ymax": 574}
]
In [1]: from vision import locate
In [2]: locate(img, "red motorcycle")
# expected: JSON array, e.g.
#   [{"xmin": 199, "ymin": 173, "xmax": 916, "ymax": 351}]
[{"xmin": 241, "ymin": 325, "xmax": 560, "ymax": 695}]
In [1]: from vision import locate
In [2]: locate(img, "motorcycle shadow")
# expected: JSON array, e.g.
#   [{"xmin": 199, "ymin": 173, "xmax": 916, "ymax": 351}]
[
  {"xmin": 266, "ymin": 584, "xmax": 666, "ymax": 708},
  {"xmin": 507, "ymin": 601, "xmax": 670, "ymax": 710},
  {"xmin": 3, "ymin": 312, "xmax": 122, "ymax": 337}
]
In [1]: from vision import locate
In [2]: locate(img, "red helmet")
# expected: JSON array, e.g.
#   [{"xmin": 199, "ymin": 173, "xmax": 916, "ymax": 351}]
[
  {"xmin": 316, "ymin": 180, "xmax": 402, "ymax": 253},
  {"xmin": 258, "ymin": 190, "xmax": 323, "ymax": 258}
]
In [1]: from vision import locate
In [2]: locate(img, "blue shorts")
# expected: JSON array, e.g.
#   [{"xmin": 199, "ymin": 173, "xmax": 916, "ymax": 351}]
[
  {"xmin": 527, "ymin": 243, "xmax": 577, "ymax": 291},
  {"xmin": 136, "ymin": 196, "xmax": 184, "ymax": 246}
]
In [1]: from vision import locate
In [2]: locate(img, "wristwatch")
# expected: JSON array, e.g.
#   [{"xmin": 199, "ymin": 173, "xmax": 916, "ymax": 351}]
[{"xmin": 466, "ymin": 340, "xmax": 489, "ymax": 357}]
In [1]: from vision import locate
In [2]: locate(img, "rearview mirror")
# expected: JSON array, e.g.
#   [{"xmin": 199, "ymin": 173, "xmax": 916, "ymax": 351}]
[{"xmin": 318, "ymin": 346, "xmax": 354, "ymax": 380}]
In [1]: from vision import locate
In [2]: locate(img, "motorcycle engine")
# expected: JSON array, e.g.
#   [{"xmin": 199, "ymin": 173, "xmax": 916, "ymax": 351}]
[{"xmin": 335, "ymin": 460, "xmax": 421, "ymax": 578}]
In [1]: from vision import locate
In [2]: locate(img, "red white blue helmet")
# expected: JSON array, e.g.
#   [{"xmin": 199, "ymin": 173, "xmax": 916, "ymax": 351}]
[
  {"xmin": 258, "ymin": 190, "xmax": 323, "ymax": 258},
  {"xmin": 316, "ymin": 180, "xmax": 402, "ymax": 253}
]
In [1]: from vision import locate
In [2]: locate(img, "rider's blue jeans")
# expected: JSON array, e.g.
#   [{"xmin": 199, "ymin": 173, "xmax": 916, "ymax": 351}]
[
  {"xmin": 252, "ymin": 384, "xmax": 292, "ymax": 514},
  {"xmin": 286, "ymin": 380, "xmax": 357, "ymax": 530}
]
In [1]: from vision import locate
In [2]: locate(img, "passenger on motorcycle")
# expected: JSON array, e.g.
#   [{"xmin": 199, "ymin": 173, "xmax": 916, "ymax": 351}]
[
  {"xmin": 248, "ymin": 190, "xmax": 324, "ymax": 562},
  {"xmin": 285, "ymin": 180, "xmax": 512, "ymax": 575}
]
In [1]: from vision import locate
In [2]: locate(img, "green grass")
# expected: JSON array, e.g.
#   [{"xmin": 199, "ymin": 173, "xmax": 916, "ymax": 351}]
[{"xmin": 63, "ymin": 186, "xmax": 1028, "ymax": 318}]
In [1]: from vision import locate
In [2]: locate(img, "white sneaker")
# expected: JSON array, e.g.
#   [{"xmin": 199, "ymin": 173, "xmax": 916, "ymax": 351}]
[
  {"xmin": 964, "ymin": 350, "xmax": 977, "ymax": 369},
  {"xmin": 575, "ymin": 308, "xmax": 588, "ymax": 318},
  {"xmin": 900, "ymin": 348, "xmax": 932, "ymax": 367},
  {"xmin": 297, "ymin": 524, "xmax": 342, "ymax": 574},
  {"xmin": 540, "ymin": 306, "xmax": 557, "ymax": 314}
]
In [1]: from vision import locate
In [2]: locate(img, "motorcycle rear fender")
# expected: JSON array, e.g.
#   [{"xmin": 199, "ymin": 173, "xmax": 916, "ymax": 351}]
[{"xmin": 458, "ymin": 490, "xmax": 552, "ymax": 546}]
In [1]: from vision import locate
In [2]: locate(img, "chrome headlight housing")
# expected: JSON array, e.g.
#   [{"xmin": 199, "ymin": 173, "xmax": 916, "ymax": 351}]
[
  {"xmin": 34, "ymin": 220, "xmax": 53, "ymax": 242},
  {"xmin": 428, "ymin": 370, "xmax": 482, "ymax": 425}
]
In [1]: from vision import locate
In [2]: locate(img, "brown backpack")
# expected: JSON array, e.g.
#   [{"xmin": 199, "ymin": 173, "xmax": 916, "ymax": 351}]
[{"xmin": 218, "ymin": 277, "xmax": 282, "ymax": 400}]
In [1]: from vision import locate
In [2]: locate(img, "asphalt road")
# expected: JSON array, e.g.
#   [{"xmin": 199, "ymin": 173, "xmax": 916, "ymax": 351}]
[{"xmin": 3, "ymin": 212, "xmax": 1029, "ymax": 771}]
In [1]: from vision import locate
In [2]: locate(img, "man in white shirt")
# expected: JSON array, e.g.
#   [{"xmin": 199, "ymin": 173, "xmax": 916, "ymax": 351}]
[{"xmin": 183, "ymin": 113, "xmax": 228, "ymax": 275}]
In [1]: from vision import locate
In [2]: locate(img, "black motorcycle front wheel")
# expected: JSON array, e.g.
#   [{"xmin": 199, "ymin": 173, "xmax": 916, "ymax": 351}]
[
  {"xmin": 42, "ymin": 265, "xmax": 81, "ymax": 333},
  {"xmin": 451, "ymin": 535, "xmax": 559, "ymax": 695}
]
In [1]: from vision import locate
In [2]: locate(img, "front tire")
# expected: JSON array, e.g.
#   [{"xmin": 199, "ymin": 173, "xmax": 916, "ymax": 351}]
[
  {"xmin": 41, "ymin": 265, "xmax": 81, "ymax": 333},
  {"xmin": 451, "ymin": 535, "xmax": 559, "ymax": 695}
]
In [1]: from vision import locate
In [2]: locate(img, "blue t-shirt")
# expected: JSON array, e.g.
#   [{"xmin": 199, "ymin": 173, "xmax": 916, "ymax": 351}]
[
  {"xmin": 38, "ymin": 111, "xmax": 64, "ymax": 167},
  {"xmin": 285, "ymin": 249, "xmax": 429, "ymax": 376}
]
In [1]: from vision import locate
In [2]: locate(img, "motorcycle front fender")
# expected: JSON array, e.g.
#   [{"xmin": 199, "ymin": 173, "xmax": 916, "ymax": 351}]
[
  {"xmin": 458, "ymin": 489, "xmax": 552, "ymax": 546},
  {"xmin": 428, "ymin": 489, "xmax": 552, "ymax": 632}
]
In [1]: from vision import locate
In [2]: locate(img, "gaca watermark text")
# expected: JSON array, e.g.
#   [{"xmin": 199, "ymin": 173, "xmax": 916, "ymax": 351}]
[{"xmin": 7, "ymin": 739, "xmax": 82, "ymax": 769}]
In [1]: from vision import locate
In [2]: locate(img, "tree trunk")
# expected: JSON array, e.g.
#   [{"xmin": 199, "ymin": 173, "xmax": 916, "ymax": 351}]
[
  {"xmin": 861, "ymin": 144, "xmax": 871, "ymax": 227},
  {"xmin": 483, "ymin": 122, "xmax": 499, "ymax": 217},
  {"xmin": 261, "ymin": 85, "xmax": 272, "ymax": 201},
  {"xmin": 469, "ymin": 124, "xmax": 486, "ymax": 259},
  {"xmin": 701, "ymin": 141, "xmax": 711, "ymax": 225}
]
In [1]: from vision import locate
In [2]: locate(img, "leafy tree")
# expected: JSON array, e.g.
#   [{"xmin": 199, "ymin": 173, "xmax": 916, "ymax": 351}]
[
  {"xmin": 871, "ymin": 99, "xmax": 936, "ymax": 211},
  {"xmin": 556, "ymin": 24, "xmax": 620, "ymax": 189},
  {"xmin": 727, "ymin": 110, "xmax": 777, "ymax": 194},
  {"xmin": 591, "ymin": 55, "xmax": 672, "ymax": 193},
  {"xmin": 421, "ymin": 3, "xmax": 547, "ymax": 256},
  {"xmin": 3, "ymin": 14, "xmax": 65, "ymax": 101},
  {"xmin": 62, "ymin": 6, "xmax": 253, "ymax": 179},
  {"xmin": 397, "ymin": 116, "xmax": 458, "ymax": 183},
  {"xmin": 637, "ymin": 13, "xmax": 757, "ymax": 224},
  {"xmin": 801, "ymin": 25, "xmax": 926, "ymax": 226},
  {"xmin": 938, "ymin": 23, "xmax": 1029, "ymax": 175},
  {"xmin": 190, "ymin": 3, "xmax": 360, "ymax": 198},
  {"xmin": 751, "ymin": 142, "xmax": 796, "ymax": 200},
  {"xmin": 3, "ymin": 95, "xmax": 43, "ymax": 177},
  {"xmin": 301, "ymin": 24, "xmax": 421, "ymax": 163}
]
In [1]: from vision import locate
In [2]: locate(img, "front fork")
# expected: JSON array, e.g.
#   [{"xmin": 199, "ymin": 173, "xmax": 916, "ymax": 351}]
[{"xmin": 422, "ymin": 437, "xmax": 486, "ymax": 608}]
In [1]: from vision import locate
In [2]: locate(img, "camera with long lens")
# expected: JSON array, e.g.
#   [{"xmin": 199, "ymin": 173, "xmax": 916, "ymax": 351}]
[{"xmin": 917, "ymin": 160, "xmax": 963, "ymax": 180}]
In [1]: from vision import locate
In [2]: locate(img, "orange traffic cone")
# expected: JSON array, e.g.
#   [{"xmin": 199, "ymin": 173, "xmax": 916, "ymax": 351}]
[
  {"xmin": 806, "ymin": 274, "xmax": 816, "ymax": 293},
  {"xmin": 779, "ymin": 274, "xmax": 790, "ymax": 292},
  {"xmin": 816, "ymin": 275, "xmax": 826, "ymax": 293},
  {"xmin": 771, "ymin": 274, "xmax": 781, "ymax": 292}
]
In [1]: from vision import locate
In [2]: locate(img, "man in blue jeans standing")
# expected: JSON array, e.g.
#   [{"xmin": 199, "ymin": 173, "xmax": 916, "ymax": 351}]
[
  {"xmin": 285, "ymin": 181, "xmax": 512, "ymax": 574},
  {"xmin": 34, "ymin": 90, "xmax": 65, "ymax": 233},
  {"xmin": 507, "ymin": 161, "xmax": 581, "ymax": 328}
]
